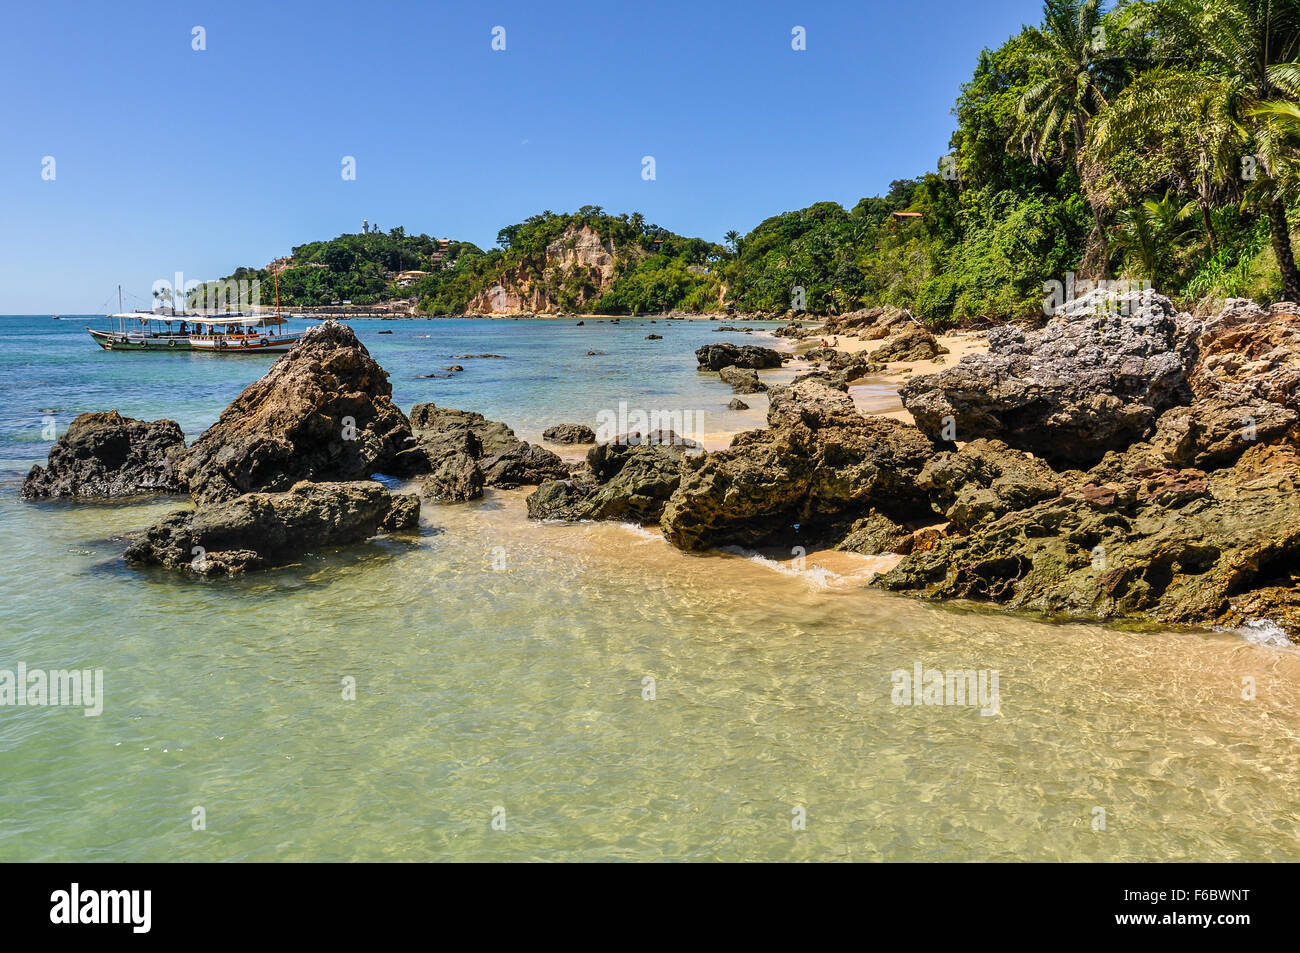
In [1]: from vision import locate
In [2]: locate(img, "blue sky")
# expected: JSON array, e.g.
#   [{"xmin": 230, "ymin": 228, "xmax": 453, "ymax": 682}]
[{"xmin": 0, "ymin": 0, "xmax": 1043, "ymax": 312}]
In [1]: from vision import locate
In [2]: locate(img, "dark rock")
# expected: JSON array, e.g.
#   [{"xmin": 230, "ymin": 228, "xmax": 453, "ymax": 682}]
[
  {"xmin": 695, "ymin": 343, "xmax": 785, "ymax": 370},
  {"xmin": 479, "ymin": 441, "xmax": 568, "ymax": 488},
  {"xmin": 867, "ymin": 326, "xmax": 947, "ymax": 363},
  {"xmin": 718, "ymin": 364, "xmax": 768, "ymax": 394},
  {"xmin": 727, "ymin": 398, "xmax": 750, "ymax": 410},
  {"xmin": 124, "ymin": 480, "xmax": 419, "ymax": 575},
  {"xmin": 409, "ymin": 403, "xmax": 517, "ymax": 458},
  {"xmin": 420, "ymin": 451, "xmax": 484, "ymax": 503},
  {"xmin": 179, "ymin": 321, "xmax": 421, "ymax": 506},
  {"xmin": 608, "ymin": 430, "xmax": 699, "ymax": 448},
  {"xmin": 445, "ymin": 365, "xmax": 465, "ymax": 372},
  {"xmin": 527, "ymin": 443, "xmax": 687, "ymax": 523},
  {"xmin": 877, "ymin": 442, "xmax": 1300, "ymax": 638},
  {"xmin": 542, "ymin": 423, "xmax": 596, "ymax": 444},
  {"xmin": 22, "ymin": 411, "xmax": 186, "ymax": 499},
  {"xmin": 645, "ymin": 333, "xmax": 663, "ymax": 340}
]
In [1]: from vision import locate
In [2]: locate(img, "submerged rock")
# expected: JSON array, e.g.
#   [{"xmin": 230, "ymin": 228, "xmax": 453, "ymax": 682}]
[
  {"xmin": 179, "ymin": 322, "xmax": 422, "ymax": 506},
  {"xmin": 727, "ymin": 398, "xmax": 750, "ymax": 410},
  {"xmin": 719, "ymin": 365, "xmax": 767, "ymax": 394},
  {"xmin": 124, "ymin": 480, "xmax": 419, "ymax": 575},
  {"xmin": 695, "ymin": 343, "xmax": 785, "ymax": 370},
  {"xmin": 900, "ymin": 289, "xmax": 1197, "ymax": 466},
  {"xmin": 22, "ymin": 411, "xmax": 186, "ymax": 499}
]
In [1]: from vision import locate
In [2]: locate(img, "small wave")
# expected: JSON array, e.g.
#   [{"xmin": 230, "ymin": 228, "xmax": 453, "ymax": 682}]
[
  {"xmin": 719, "ymin": 545, "xmax": 843, "ymax": 588},
  {"xmin": 616, "ymin": 522, "xmax": 665, "ymax": 542},
  {"xmin": 1229, "ymin": 619, "xmax": 1296, "ymax": 648}
]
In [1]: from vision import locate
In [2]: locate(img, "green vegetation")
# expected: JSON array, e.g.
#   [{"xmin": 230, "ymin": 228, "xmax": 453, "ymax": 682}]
[{"xmin": 199, "ymin": 0, "xmax": 1300, "ymax": 326}]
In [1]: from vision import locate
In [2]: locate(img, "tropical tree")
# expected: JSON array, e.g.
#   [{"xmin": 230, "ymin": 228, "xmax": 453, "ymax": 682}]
[
  {"xmin": 1111, "ymin": 191, "xmax": 1198, "ymax": 283},
  {"xmin": 1014, "ymin": 0, "xmax": 1130, "ymax": 276},
  {"xmin": 1130, "ymin": 0, "xmax": 1300, "ymax": 300}
]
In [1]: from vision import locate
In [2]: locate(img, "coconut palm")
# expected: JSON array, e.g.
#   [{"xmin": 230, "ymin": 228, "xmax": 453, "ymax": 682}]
[
  {"xmin": 1119, "ymin": 0, "xmax": 1300, "ymax": 300},
  {"xmin": 1014, "ymin": 0, "xmax": 1130, "ymax": 274}
]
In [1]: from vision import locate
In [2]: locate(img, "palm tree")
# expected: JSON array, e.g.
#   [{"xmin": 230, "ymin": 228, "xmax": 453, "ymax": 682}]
[
  {"xmin": 724, "ymin": 230, "xmax": 742, "ymax": 254},
  {"xmin": 1090, "ymin": 65, "xmax": 1243, "ymax": 252},
  {"xmin": 1015, "ymin": 0, "xmax": 1129, "ymax": 276},
  {"xmin": 1111, "ymin": 191, "xmax": 1198, "ymax": 283},
  {"xmin": 1129, "ymin": 0, "xmax": 1300, "ymax": 300}
]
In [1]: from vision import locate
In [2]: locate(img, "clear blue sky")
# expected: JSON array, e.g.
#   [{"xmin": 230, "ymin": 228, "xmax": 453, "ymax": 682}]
[{"xmin": 0, "ymin": 0, "xmax": 1043, "ymax": 313}]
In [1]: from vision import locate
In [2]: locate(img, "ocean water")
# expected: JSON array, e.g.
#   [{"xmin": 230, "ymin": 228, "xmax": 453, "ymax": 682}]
[{"xmin": 2, "ymin": 314, "xmax": 1299, "ymax": 862}]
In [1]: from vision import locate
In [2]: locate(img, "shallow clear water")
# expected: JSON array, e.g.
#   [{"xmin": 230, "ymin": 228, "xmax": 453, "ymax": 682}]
[{"xmin": 2, "ymin": 315, "xmax": 1299, "ymax": 861}]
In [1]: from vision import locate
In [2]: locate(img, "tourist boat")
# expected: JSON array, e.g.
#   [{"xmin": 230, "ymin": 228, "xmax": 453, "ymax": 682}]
[
  {"xmin": 187, "ymin": 313, "xmax": 304, "ymax": 353},
  {"xmin": 87, "ymin": 312, "xmax": 198, "ymax": 350}
]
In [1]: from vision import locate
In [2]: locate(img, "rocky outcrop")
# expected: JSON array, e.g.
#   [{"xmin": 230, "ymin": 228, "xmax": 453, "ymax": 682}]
[
  {"xmin": 461, "ymin": 225, "xmax": 620, "ymax": 314},
  {"xmin": 420, "ymin": 452, "xmax": 484, "ymax": 503},
  {"xmin": 877, "ymin": 442, "xmax": 1300, "ymax": 634},
  {"xmin": 527, "ymin": 442, "xmax": 687, "ymax": 524},
  {"xmin": 542, "ymin": 423, "xmax": 596, "ymax": 444},
  {"xmin": 916, "ymin": 439, "xmax": 1065, "ymax": 532},
  {"xmin": 124, "ymin": 480, "xmax": 419, "ymax": 575},
  {"xmin": 22, "ymin": 411, "xmax": 186, "ymax": 499},
  {"xmin": 695, "ymin": 343, "xmax": 785, "ymax": 371},
  {"xmin": 480, "ymin": 441, "xmax": 569, "ymax": 488},
  {"xmin": 1146, "ymin": 298, "xmax": 1300, "ymax": 469},
  {"xmin": 719, "ymin": 365, "xmax": 767, "ymax": 394},
  {"xmin": 660, "ymin": 379, "xmax": 936, "ymax": 551},
  {"xmin": 868, "ymin": 326, "xmax": 947, "ymax": 363},
  {"xmin": 728, "ymin": 398, "xmax": 750, "ymax": 410},
  {"xmin": 899, "ymin": 290, "xmax": 1197, "ymax": 466},
  {"xmin": 179, "ymin": 322, "xmax": 422, "ymax": 506},
  {"xmin": 409, "ymin": 402, "xmax": 566, "ymax": 494}
]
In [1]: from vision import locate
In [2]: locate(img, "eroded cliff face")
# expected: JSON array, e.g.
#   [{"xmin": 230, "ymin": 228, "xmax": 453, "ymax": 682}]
[{"xmin": 462, "ymin": 225, "xmax": 622, "ymax": 314}]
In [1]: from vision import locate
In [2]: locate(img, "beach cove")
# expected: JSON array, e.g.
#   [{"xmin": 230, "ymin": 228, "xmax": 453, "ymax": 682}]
[{"xmin": 2, "ymin": 313, "xmax": 1300, "ymax": 862}]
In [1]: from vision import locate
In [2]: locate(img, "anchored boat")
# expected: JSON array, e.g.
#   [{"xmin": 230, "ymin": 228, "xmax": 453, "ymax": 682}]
[
  {"xmin": 187, "ymin": 313, "xmax": 304, "ymax": 353},
  {"xmin": 88, "ymin": 312, "xmax": 198, "ymax": 350}
]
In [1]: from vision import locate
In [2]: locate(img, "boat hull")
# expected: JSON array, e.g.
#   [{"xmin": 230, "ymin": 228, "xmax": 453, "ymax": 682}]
[
  {"xmin": 88, "ymin": 329, "xmax": 193, "ymax": 351},
  {"xmin": 189, "ymin": 334, "xmax": 301, "ymax": 354}
]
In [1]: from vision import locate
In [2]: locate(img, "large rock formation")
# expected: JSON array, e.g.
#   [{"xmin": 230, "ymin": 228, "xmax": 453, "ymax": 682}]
[
  {"xmin": 179, "ymin": 322, "xmax": 422, "ymax": 506},
  {"xmin": 1148, "ymin": 298, "xmax": 1300, "ymax": 469},
  {"xmin": 660, "ymin": 379, "xmax": 936, "ymax": 551},
  {"xmin": 22, "ymin": 411, "xmax": 186, "ymax": 499},
  {"xmin": 124, "ymin": 480, "xmax": 420, "ymax": 575},
  {"xmin": 695, "ymin": 343, "xmax": 785, "ymax": 371},
  {"xmin": 877, "ymin": 442, "xmax": 1300, "ymax": 634},
  {"xmin": 900, "ymin": 290, "xmax": 1197, "ymax": 466}
]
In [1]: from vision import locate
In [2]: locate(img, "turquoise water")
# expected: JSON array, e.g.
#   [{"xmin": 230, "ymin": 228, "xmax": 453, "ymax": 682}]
[{"xmin": 2, "ymin": 314, "xmax": 1300, "ymax": 862}]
